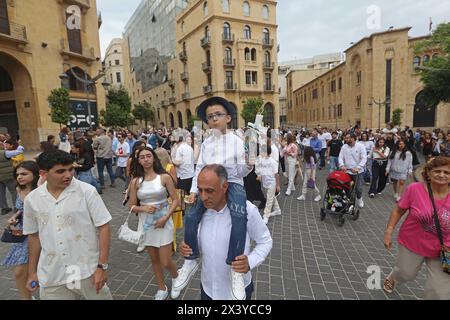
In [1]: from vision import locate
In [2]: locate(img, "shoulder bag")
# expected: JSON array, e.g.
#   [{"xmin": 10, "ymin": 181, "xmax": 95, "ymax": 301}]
[{"xmin": 118, "ymin": 206, "xmax": 144, "ymax": 246}]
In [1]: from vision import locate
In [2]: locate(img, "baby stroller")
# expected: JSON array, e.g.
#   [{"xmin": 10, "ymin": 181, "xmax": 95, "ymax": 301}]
[{"xmin": 320, "ymin": 171, "xmax": 360, "ymax": 227}]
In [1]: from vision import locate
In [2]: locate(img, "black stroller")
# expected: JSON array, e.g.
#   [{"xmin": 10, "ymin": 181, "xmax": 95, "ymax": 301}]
[{"xmin": 320, "ymin": 171, "xmax": 360, "ymax": 226}]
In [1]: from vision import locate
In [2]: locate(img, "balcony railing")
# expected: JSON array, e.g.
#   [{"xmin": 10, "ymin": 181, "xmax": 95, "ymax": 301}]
[
  {"xmin": 182, "ymin": 92, "xmax": 190, "ymax": 101},
  {"xmin": 179, "ymin": 51, "xmax": 187, "ymax": 62},
  {"xmin": 180, "ymin": 72, "xmax": 189, "ymax": 82},
  {"xmin": 160, "ymin": 100, "xmax": 167, "ymax": 107},
  {"xmin": 200, "ymin": 36, "xmax": 211, "ymax": 48},
  {"xmin": 264, "ymin": 84, "xmax": 276, "ymax": 92},
  {"xmin": 262, "ymin": 38, "xmax": 274, "ymax": 47},
  {"xmin": 0, "ymin": 18, "xmax": 28, "ymax": 44},
  {"xmin": 169, "ymin": 97, "xmax": 176, "ymax": 105},
  {"xmin": 222, "ymin": 33, "xmax": 235, "ymax": 43},
  {"xmin": 263, "ymin": 62, "xmax": 275, "ymax": 70},
  {"xmin": 202, "ymin": 62, "xmax": 212, "ymax": 72},
  {"xmin": 223, "ymin": 58, "xmax": 236, "ymax": 68},
  {"xmin": 203, "ymin": 85, "xmax": 213, "ymax": 95},
  {"xmin": 224, "ymin": 82, "xmax": 237, "ymax": 91},
  {"xmin": 60, "ymin": 39, "xmax": 96, "ymax": 63}
]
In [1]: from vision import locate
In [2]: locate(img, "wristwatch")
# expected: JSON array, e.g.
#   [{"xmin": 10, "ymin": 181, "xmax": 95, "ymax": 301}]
[{"xmin": 97, "ymin": 263, "xmax": 109, "ymax": 271}]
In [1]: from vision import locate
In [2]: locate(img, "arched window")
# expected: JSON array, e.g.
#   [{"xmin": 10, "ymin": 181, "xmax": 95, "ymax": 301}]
[
  {"xmin": 251, "ymin": 48, "xmax": 257, "ymax": 61},
  {"xmin": 177, "ymin": 111, "xmax": 183, "ymax": 128},
  {"xmin": 203, "ymin": 1, "xmax": 208, "ymax": 16},
  {"xmin": 169, "ymin": 113, "xmax": 175, "ymax": 128},
  {"xmin": 223, "ymin": 22, "xmax": 231, "ymax": 37},
  {"xmin": 64, "ymin": 67, "xmax": 93, "ymax": 93},
  {"xmin": 263, "ymin": 28, "xmax": 270, "ymax": 43},
  {"xmin": 262, "ymin": 5, "xmax": 269, "ymax": 19},
  {"xmin": 244, "ymin": 48, "xmax": 251, "ymax": 60},
  {"xmin": 222, "ymin": 0, "xmax": 230, "ymax": 13},
  {"xmin": 264, "ymin": 51, "xmax": 271, "ymax": 65},
  {"xmin": 423, "ymin": 55, "xmax": 430, "ymax": 64},
  {"xmin": 413, "ymin": 56, "xmax": 421, "ymax": 68},
  {"xmin": 0, "ymin": 67, "xmax": 13, "ymax": 92},
  {"xmin": 243, "ymin": 1, "xmax": 250, "ymax": 16},
  {"xmin": 244, "ymin": 25, "xmax": 251, "ymax": 39},
  {"xmin": 225, "ymin": 47, "xmax": 233, "ymax": 63}
]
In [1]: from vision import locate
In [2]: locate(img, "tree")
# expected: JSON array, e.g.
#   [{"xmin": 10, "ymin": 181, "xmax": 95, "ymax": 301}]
[
  {"xmin": 48, "ymin": 87, "xmax": 71, "ymax": 129},
  {"xmin": 241, "ymin": 97, "xmax": 264, "ymax": 125},
  {"xmin": 100, "ymin": 88, "xmax": 134, "ymax": 128},
  {"xmin": 415, "ymin": 23, "xmax": 450, "ymax": 107},
  {"xmin": 107, "ymin": 87, "xmax": 132, "ymax": 110},
  {"xmin": 188, "ymin": 115, "xmax": 201, "ymax": 129},
  {"xmin": 392, "ymin": 108, "xmax": 404, "ymax": 127},
  {"xmin": 132, "ymin": 101, "xmax": 155, "ymax": 128}
]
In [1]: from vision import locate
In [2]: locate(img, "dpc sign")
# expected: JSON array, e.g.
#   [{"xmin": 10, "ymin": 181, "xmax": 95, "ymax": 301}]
[{"xmin": 67, "ymin": 100, "xmax": 98, "ymax": 132}]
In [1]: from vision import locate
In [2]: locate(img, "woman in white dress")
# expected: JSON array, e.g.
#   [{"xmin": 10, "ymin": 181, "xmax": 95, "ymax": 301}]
[{"xmin": 128, "ymin": 147, "xmax": 180, "ymax": 300}]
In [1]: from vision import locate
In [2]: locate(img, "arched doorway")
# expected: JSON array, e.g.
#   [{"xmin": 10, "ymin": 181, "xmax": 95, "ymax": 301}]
[
  {"xmin": 263, "ymin": 103, "xmax": 275, "ymax": 129},
  {"xmin": 413, "ymin": 91, "xmax": 436, "ymax": 127},
  {"xmin": 177, "ymin": 111, "xmax": 183, "ymax": 128},
  {"xmin": 169, "ymin": 112, "xmax": 174, "ymax": 128},
  {"xmin": 228, "ymin": 102, "xmax": 238, "ymax": 129},
  {"xmin": 186, "ymin": 109, "xmax": 192, "ymax": 128},
  {"xmin": 0, "ymin": 52, "xmax": 37, "ymax": 147}
]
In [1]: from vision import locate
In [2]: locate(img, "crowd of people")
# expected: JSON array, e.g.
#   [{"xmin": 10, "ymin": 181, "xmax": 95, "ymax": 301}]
[{"xmin": 0, "ymin": 97, "xmax": 449, "ymax": 300}]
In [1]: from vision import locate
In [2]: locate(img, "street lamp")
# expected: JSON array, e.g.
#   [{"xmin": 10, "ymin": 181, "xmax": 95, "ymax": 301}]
[
  {"xmin": 368, "ymin": 97, "xmax": 390, "ymax": 130},
  {"xmin": 59, "ymin": 63, "xmax": 110, "ymax": 130}
]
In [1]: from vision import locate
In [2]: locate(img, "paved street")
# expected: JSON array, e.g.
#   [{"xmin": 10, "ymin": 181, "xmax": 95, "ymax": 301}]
[{"xmin": 0, "ymin": 168, "xmax": 426, "ymax": 300}]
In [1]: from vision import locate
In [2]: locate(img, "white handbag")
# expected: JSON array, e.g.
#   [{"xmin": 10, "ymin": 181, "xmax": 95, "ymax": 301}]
[{"xmin": 118, "ymin": 208, "xmax": 144, "ymax": 245}]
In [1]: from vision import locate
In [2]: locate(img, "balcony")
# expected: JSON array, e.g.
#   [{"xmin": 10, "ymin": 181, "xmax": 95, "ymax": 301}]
[
  {"xmin": 60, "ymin": 39, "xmax": 96, "ymax": 64},
  {"xmin": 222, "ymin": 33, "xmax": 235, "ymax": 44},
  {"xmin": 182, "ymin": 92, "xmax": 190, "ymax": 101},
  {"xmin": 202, "ymin": 62, "xmax": 212, "ymax": 73},
  {"xmin": 264, "ymin": 84, "xmax": 276, "ymax": 92},
  {"xmin": 180, "ymin": 72, "xmax": 189, "ymax": 82},
  {"xmin": 203, "ymin": 85, "xmax": 213, "ymax": 95},
  {"xmin": 169, "ymin": 97, "xmax": 176, "ymax": 105},
  {"xmin": 263, "ymin": 62, "xmax": 275, "ymax": 70},
  {"xmin": 262, "ymin": 38, "xmax": 274, "ymax": 48},
  {"xmin": 160, "ymin": 100, "xmax": 167, "ymax": 108},
  {"xmin": 60, "ymin": 0, "xmax": 91, "ymax": 11},
  {"xmin": 0, "ymin": 18, "xmax": 28, "ymax": 45},
  {"xmin": 179, "ymin": 51, "xmax": 187, "ymax": 62},
  {"xmin": 168, "ymin": 79, "xmax": 175, "ymax": 88},
  {"xmin": 200, "ymin": 36, "xmax": 211, "ymax": 48},
  {"xmin": 223, "ymin": 58, "xmax": 236, "ymax": 68},
  {"xmin": 224, "ymin": 82, "xmax": 237, "ymax": 91}
]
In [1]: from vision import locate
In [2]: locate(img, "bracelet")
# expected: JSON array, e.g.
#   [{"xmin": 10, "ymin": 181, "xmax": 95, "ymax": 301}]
[{"xmin": 386, "ymin": 226, "xmax": 395, "ymax": 231}]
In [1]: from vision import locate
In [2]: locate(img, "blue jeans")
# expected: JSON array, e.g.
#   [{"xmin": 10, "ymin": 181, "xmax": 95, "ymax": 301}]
[
  {"xmin": 77, "ymin": 170, "xmax": 101, "ymax": 193},
  {"xmin": 201, "ymin": 281, "xmax": 254, "ymax": 300},
  {"xmin": 329, "ymin": 156, "xmax": 339, "ymax": 173},
  {"xmin": 184, "ymin": 182, "xmax": 247, "ymax": 265},
  {"xmin": 96, "ymin": 158, "xmax": 115, "ymax": 186}
]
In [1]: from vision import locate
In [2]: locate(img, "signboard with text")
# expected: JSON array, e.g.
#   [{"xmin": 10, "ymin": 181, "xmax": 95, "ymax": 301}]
[{"xmin": 68, "ymin": 100, "xmax": 98, "ymax": 132}]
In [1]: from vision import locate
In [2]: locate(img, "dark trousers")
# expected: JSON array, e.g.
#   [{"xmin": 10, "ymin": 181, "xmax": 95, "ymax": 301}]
[
  {"xmin": 280, "ymin": 155, "xmax": 286, "ymax": 174},
  {"xmin": 320, "ymin": 148, "xmax": 327, "ymax": 168},
  {"xmin": 369, "ymin": 160, "xmax": 388, "ymax": 194},
  {"xmin": 96, "ymin": 158, "xmax": 115, "ymax": 186},
  {"xmin": 177, "ymin": 177, "xmax": 193, "ymax": 195},
  {"xmin": 244, "ymin": 169, "xmax": 266, "ymax": 204},
  {"xmin": 0, "ymin": 179, "xmax": 17, "ymax": 209},
  {"xmin": 201, "ymin": 282, "xmax": 254, "ymax": 300}
]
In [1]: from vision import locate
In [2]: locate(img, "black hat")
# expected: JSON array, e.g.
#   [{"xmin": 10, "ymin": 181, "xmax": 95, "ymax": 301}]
[{"xmin": 197, "ymin": 96, "xmax": 235, "ymax": 123}]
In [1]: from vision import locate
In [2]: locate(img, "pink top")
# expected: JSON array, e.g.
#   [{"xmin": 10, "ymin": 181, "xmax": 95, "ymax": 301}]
[
  {"xmin": 282, "ymin": 143, "xmax": 298, "ymax": 160},
  {"xmin": 397, "ymin": 183, "xmax": 450, "ymax": 258}
]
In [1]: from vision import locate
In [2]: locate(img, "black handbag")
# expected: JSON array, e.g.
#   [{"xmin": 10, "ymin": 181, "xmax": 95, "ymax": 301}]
[
  {"xmin": 427, "ymin": 184, "xmax": 450, "ymax": 275},
  {"xmin": 1, "ymin": 227, "xmax": 27, "ymax": 243}
]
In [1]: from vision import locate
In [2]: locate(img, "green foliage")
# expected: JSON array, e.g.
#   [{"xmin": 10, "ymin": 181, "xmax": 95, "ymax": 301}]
[
  {"xmin": 241, "ymin": 97, "xmax": 264, "ymax": 125},
  {"xmin": 48, "ymin": 87, "xmax": 71, "ymax": 129},
  {"xmin": 414, "ymin": 23, "xmax": 450, "ymax": 106},
  {"xmin": 188, "ymin": 115, "xmax": 201, "ymax": 128},
  {"xmin": 132, "ymin": 101, "xmax": 155, "ymax": 127},
  {"xmin": 100, "ymin": 88, "xmax": 134, "ymax": 128},
  {"xmin": 392, "ymin": 108, "xmax": 404, "ymax": 127},
  {"xmin": 106, "ymin": 87, "xmax": 132, "ymax": 110}
]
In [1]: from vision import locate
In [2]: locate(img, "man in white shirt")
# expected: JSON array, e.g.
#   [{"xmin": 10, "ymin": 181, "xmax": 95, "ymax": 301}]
[
  {"xmin": 172, "ymin": 136, "xmax": 195, "ymax": 195},
  {"xmin": 24, "ymin": 150, "xmax": 113, "ymax": 300},
  {"xmin": 179, "ymin": 164, "xmax": 272, "ymax": 300},
  {"xmin": 114, "ymin": 133, "xmax": 130, "ymax": 190},
  {"xmin": 318, "ymin": 128, "xmax": 332, "ymax": 170},
  {"xmin": 338, "ymin": 133, "xmax": 368, "ymax": 208}
]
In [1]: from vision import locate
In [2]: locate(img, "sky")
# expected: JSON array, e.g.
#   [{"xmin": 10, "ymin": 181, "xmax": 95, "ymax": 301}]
[{"xmin": 97, "ymin": 0, "xmax": 450, "ymax": 62}]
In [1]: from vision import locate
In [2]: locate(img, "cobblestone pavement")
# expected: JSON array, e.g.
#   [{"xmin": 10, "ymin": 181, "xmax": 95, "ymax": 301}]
[{"xmin": 0, "ymin": 168, "xmax": 426, "ymax": 300}]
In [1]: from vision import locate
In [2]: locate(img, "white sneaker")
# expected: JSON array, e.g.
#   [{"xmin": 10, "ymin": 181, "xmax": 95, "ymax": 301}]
[
  {"xmin": 285, "ymin": 190, "xmax": 291, "ymax": 196},
  {"xmin": 270, "ymin": 210, "xmax": 281, "ymax": 217},
  {"xmin": 314, "ymin": 195, "xmax": 322, "ymax": 202},
  {"xmin": 171, "ymin": 259, "xmax": 199, "ymax": 299},
  {"xmin": 137, "ymin": 244, "xmax": 145, "ymax": 253},
  {"xmin": 154, "ymin": 286, "xmax": 168, "ymax": 300},
  {"xmin": 263, "ymin": 217, "xmax": 269, "ymax": 224},
  {"xmin": 297, "ymin": 195, "xmax": 306, "ymax": 201},
  {"xmin": 283, "ymin": 172, "xmax": 288, "ymax": 178},
  {"xmin": 230, "ymin": 270, "xmax": 246, "ymax": 300},
  {"xmin": 358, "ymin": 198, "xmax": 364, "ymax": 208}
]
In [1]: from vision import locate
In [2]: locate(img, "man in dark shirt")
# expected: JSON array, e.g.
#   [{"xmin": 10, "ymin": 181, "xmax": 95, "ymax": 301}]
[{"xmin": 327, "ymin": 131, "xmax": 343, "ymax": 173}]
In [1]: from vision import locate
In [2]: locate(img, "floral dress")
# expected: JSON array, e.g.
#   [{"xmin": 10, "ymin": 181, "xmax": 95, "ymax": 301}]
[{"xmin": 1, "ymin": 197, "xmax": 28, "ymax": 267}]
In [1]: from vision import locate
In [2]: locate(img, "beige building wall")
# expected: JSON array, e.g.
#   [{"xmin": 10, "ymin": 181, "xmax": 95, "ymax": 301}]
[
  {"xmin": 0, "ymin": 0, "xmax": 105, "ymax": 149},
  {"xmin": 103, "ymin": 38, "xmax": 124, "ymax": 88},
  {"xmin": 288, "ymin": 27, "xmax": 449, "ymax": 130}
]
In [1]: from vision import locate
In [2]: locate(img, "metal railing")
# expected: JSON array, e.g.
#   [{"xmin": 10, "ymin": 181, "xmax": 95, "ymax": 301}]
[
  {"xmin": 224, "ymin": 82, "xmax": 237, "ymax": 90},
  {"xmin": 180, "ymin": 72, "xmax": 189, "ymax": 81},
  {"xmin": 179, "ymin": 51, "xmax": 187, "ymax": 61},
  {"xmin": 200, "ymin": 36, "xmax": 211, "ymax": 47},
  {"xmin": 223, "ymin": 58, "xmax": 236, "ymax": 67},
  {"xmin": 264, "ymin": 84, "xmax": 276, "ymax": 92},
  {"xmin": 0, "ymin": 18, "xmax": 27, "ymax": 42},
  {"xmin": 262, "ymin": 38, "xmax": 274, "ymax": 47},
  {"xmin": 263, "ymin": 62, "xmax": 275, "ymax": 69},
  {"xmin": 60, "ymin": 38, "xmax": 95, "ymax": 60},
  {"xmin": 222, "ymin": 33, "xmax": 235, "ymax": 42},
  {"xmin": 182, "ymin": 92, "xmax": 190, "ymax": 100},
  {"xmin": 203, "ymin": 85, "xmax": 213, "ymax": 94},
  {"xmin": 169, "ymin": 97, "xmax": 176, "ymax": 105},
  {"xmin": 202, "ymin": 62, "xmax": 212, "ymax": 72}
]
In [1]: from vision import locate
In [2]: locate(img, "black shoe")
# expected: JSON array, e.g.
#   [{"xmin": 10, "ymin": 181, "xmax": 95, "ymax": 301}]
[{"xmin": 1, "ymin": 208, "xmax": 12, "ymax": 215}]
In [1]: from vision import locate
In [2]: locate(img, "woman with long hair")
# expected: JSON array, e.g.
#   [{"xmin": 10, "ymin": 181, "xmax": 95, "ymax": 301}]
[
  {"xmin": 368, "ymin": 138, "xmax": 390, "ymax": 198},
  {"xmin": 297, "ymin": 146, "xmax": 321, "ymax": 202},
  {"xmin": 422, "ymin": 132, "xmax": 434, "ymax": 161},
  {"xmin": 128, "ymin": 147, "xmax": 180, "ymax": 300},
  {"xmin": 386, "ymin": 140, "xmax": 413, "ymax": 202},
  {"xmin": 1, "ymin": 161, "xmax": 40, "ymax": 300},
  {"xmin": 281, "ymin": 133, "xmax": 299, "ymax": 196}
]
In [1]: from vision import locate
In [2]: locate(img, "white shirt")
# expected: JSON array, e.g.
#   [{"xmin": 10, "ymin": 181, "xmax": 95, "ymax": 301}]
[
  {"xmin": 190, "ymin": 132, "xmax": 251, "ymax": 194},
  {"xmin": 199, "ymin": 202, "xmax": 273, "ymax": 300},
  {"xmin": 270, "ymin": 143, "xmax": 280, "ymax": 166},
  {"xmin": 115, "ymin": 141, "xmax": 130, "ymax": 167},
  {"xmin": 23, "ymin": 179, "xmax": 112, "ymax": 288},
  {"xmin": 319, "ymin": 132, "xmax": 332, "ymax": 149},
  {"xmin": 338, "ymin": 142, "xmax": 367, "ymax": 174},
  {"xmin": 255, "ymin": 156, "xmax": 278, "ymax": 189},
  {"xmin": 302, "ymin": 138, "xmax": 311, "ymax": 147},
  {"xmin": 361, "ymin": 140, "xmax": 375, "ymax": 157},
  {"xmin": 174, "ymin": 142, "xmax": 194, "ymax": 180}
]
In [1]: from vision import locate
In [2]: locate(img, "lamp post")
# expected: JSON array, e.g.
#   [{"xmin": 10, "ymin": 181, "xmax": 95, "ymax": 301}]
[
  {"xmin": 368, "ymin": 97, "xmax": 390, "ymax": 130},
  {"xmin": 59, "ymin": 64, "xmax": 110, "ymax": 130}
]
